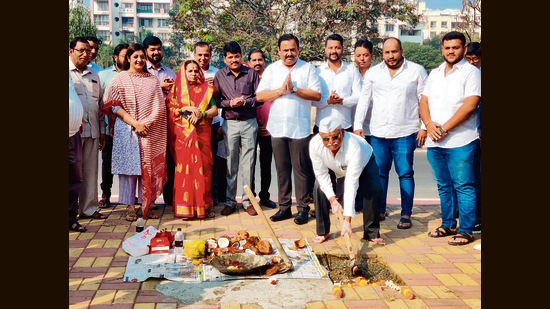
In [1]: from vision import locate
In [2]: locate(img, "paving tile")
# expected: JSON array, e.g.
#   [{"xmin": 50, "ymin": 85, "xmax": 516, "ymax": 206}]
[
  {"xmin": 409, "ymin": 286, "xmax": 438, "ymax": 299},
  {"xmin": 91, "ymin": 256, "xmax": 113, "ymax": 268},
  {"xmin": 132, "ymin": 304, "xmax": 155, "ymax": 309},
  {"xmin": 434, "ymin": 274, "xmax": 461, "ymax": 286},
  {"xmin": 73, "ymin": 257, "xmax": 95, "ymax": 268},
  {"xmin": 449, "ymin": 273, "xmax": 479, "ymax": 286},
  {"xmin": 428, "ymin": 285, "xmax": 459, "ymax": 299},
  {"xmin": 113, "ymin": 289, "xmax": 138, "ymax": 303},
  {"xmin": 90, "ymin": 289, "xmax": 116, "ymax": 305}
]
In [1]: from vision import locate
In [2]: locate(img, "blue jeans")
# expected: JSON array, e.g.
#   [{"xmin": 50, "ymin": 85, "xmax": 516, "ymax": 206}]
[
  {"xmin": 370, "ymin": 134, "xmax": 417, "ymax": 217},
  {"xmin": 427, "ymin": 139, "xmax": 479, "ymax": 234}
]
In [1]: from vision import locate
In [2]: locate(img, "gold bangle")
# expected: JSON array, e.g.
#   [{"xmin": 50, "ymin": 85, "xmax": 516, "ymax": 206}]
[{"xmin": 425, "ymin": 120, "xmax": 432, "ymax": 127}]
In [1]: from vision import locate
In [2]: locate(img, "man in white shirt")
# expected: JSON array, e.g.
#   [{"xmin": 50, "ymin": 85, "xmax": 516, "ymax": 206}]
[
  {"xmin": 69, "ymin": 36, "xmax": 107, "ymax": 220},
  {"xmin": 309, "ymin": 118, "xmax": 384, "ymax": 245},
  {"xmin": 354, "ymin": 37, "xmax": 428, "ymax": 229},
  {"xmin": 256, "ymin": 33, "xmax": 322, "ymax": 225},
  {"xmin": 314, "ymin": 33, "xmax": 362, "ymax": 134},
  {"xmin": 193, "ymin": 41, "xmax": 225, "ymax": 207},
  {"xmin": 420, "ymin": 31, "xmax": 481, "ymax": 246}
]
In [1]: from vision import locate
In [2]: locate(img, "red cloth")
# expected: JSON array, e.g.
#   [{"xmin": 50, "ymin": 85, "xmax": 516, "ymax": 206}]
[{"xmin": 166, "ymin": 64, "xmax": 215, "ymax": 219}]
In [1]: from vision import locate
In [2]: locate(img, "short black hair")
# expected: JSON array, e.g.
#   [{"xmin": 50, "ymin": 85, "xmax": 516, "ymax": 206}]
[
  {"xmin": 326, "ymin": 33, "xmax": 344, "ymax": 46},
  {"xmin": 142, "ymin": 35, "xmax": 163, "ymax": 49},
  {"xmin": 113, "ymin": 43, "xmax": 129, "ymax": 57},
  {"xmin": 248, "ymin": 48, "xmax": 265, "ymax": 61},
  {"xmin": 465, "ymin": 42, "xmax": 481, "ymax": 57},
  {"xmin": 84, "ymin": 35, "xmax": 102, "ymax": 45},
  {"xmin": 354, "ymin": 38, "xmax": 373, "ymax": 53},
  {"xmin": 70, "ymin": 36, "xmax": 90, "ymax": 49},
  {"xmin": 278, "ymin": 33, "xmax": 299, "ymax": 49},
  {"xmin": 194, "ymin": 41, "xmax": 212, "ymax": 54},
  {"xmin": 442, "ymin": 31, "xmax": 466, "ymax": 46},
  {"xmin": 222, "ymin": 41, "xmax": 242, "ymax": 56}
]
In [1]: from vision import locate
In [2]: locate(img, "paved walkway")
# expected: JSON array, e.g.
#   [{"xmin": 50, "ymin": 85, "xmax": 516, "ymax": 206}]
[{"xmin": 69, "ymin": 198, "xmax": 481, "ymax": 308}]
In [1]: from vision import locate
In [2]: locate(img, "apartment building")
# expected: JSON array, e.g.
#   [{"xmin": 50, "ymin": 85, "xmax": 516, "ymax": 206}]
[
  {"xmin": 420, "ymin": 2, "xmax": 481, "ymax": 41},
  {"xmin": 89, "ymin": 0, "xmax": 174, "ymax": 45}
]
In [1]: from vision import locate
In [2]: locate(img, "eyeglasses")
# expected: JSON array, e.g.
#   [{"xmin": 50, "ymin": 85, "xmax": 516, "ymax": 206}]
[
  {"xmin": 73, "ymin": 48, "xmax": 92, "ymax": 54},
  {"xmin": 465, "ymin": 56, "xmax": 480, "ymax": 63},
  {"xmin": 322, "ymin": 133, "xmax": 341, "ymax": 143}
]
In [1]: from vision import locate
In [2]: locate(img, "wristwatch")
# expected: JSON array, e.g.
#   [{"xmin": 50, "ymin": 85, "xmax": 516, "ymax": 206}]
[{"xmin": 292, "ymin": 85, "xmax": 298, "ymax": 93}]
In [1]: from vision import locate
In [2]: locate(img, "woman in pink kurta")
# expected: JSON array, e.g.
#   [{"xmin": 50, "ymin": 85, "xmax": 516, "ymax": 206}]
[{"xmin": 102, "ymin": 43, "xmax": 167, "ymax": 221}]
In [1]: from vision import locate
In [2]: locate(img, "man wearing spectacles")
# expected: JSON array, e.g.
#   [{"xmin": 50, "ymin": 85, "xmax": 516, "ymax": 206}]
[
  {"xmin": 309, "ymin": 118, "xmax": 384, "ymax": 246},
  {"xmin": 69, "ymin": 36, "xmax": 108, "ymax": 221}
]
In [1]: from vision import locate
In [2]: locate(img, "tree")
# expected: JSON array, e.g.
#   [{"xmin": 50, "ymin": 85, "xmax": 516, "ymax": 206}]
[
  {"xmin": 68, "ymin": 0, "xmax": 97, "ymax": 45},
  {"xmin": 171, "ymin": 0, "xmax": 421, "ymax": 62},
  {"xmin": 457, "ymin": 0, "xmax": 481, "ymax": 41},
  {"xmin": 402, "ymin": 42, "xmax": 442, "ymax": 73}
]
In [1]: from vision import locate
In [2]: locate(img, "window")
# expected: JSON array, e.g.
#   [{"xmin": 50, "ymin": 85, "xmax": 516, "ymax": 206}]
[
  {"xmin": 451, "ymin": 22, "xmax": 457, "ymax": 29},
  {"xmin": 137, "ymin": 3, "xmax": 152, "ymax": 13},
  {"xmin": 123, "ymin": 3, "xmax": 133, "ymax": 9},
  {"xmin": 154, "ymin": 3, "xmax": 170, "ymax": 13},
  {"xmin": 94, "ymin": 15, "xmax": 109, "ymax": 26},
  {"xmin": 122, "ymin": 17, "xmax": 134, "ymax": 28},
  {"xmin": 140, "ymin": 18, "xmax": 153, "ymax": 28},
  {"xmin": 441, "ymin": 21, "xmax": 448, "ymax": 28},
  {"xmin": 157, "ymin": 19, "xmax": 167, "ymax": 27},
  {"xmin": 157, "ymin": 33, "xmax": 170, "ymax": 42},
  {"xmin": 98, "ymin": 30, "xmax": 109, "ymax": 41},
  {"xmin": 97, "ymin": 1, "xmax": 108, "ymax": 11},
  {"xmin": 385, "ymin": 24, "xmax": 394, "ymax": 32}
]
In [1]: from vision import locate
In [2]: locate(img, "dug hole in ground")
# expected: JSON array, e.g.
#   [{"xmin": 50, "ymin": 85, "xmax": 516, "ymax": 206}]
[{"xmin": 155, "ymin": 241, "xmax": 405, "ymax": 308}]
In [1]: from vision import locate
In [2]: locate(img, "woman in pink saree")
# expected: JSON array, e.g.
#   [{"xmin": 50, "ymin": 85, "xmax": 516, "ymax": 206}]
[{"xmin": 166, "ymin": 59, "xmax": 218, "ymax": 219}]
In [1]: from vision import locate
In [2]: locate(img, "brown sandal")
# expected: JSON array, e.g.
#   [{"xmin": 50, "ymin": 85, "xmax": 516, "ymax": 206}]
[
  {"xmin": 125, "ymin": 208, "xmax": 137, "ymax": 222},
  {"xmin": 146, "ymin": 212, "xmax": 159, "ymax": 219},
  {"xmin": 81, "ymin": 210, "xmax": 108, "ymax": 220},
  {"xmin": 205, "ymin": 208, "xmax": 216, "ymax": 218}
]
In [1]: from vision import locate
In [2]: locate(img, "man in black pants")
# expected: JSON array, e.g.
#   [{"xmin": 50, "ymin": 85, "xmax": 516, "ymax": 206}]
[{"xmin": 309, "ymin": 118, "xmax": 384, "ymax": 245}]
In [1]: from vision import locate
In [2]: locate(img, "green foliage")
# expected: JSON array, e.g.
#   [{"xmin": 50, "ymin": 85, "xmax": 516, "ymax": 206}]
[
  {"xmin": 402, "ymin": 42, "xmax": 443, "ymax": 73},
  {"xmin": 170, "ymin": 0, "xmax": 420, "ymax": 63},
  {"xmin": 68, "ymin": 1, "xmax": 97, "ymax": 46}
]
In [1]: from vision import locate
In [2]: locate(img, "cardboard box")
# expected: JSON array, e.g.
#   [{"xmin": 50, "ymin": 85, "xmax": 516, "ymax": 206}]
[
  {"xmin": 149, "ymin": 236, "xmax": 170, "ymax": 254},
  {"xmin": 122, "ymin": 226, "xmax": 158, "ymax": 257}
]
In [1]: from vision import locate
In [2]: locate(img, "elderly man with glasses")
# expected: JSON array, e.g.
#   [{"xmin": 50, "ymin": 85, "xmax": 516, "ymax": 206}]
[{"xmin": 308, "ymin": 117, "xmax": 385, "ymax": 246}]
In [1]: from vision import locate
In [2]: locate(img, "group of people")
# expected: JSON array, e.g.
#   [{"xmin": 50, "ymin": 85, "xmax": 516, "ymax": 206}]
[{"xmin": 69, "ymin": 31, "xmax": 481, "ymax": 248}]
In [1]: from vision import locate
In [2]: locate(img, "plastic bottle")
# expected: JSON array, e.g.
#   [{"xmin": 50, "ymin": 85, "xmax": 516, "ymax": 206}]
[
  {"xmin": 174, "ymin": 228, "xmax": 184, "ymax": 262},
  {"xmin": 136, "ymin": 216, "xmax": 145, "ymax": 233}
]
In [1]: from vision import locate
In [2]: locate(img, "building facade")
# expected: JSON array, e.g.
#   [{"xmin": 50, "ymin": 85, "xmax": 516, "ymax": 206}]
[{"xmin": 90, "ymin": 0, "xmax": 174, "ymax": 45}]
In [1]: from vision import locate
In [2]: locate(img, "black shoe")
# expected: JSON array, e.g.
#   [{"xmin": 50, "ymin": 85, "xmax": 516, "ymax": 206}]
[
  {"xmin": 472, "ymin": 224, "xmax": 481, "ymax": 234},
  {"xmin": 294, "ymin": 210, "xmax": 309, "ymax": 225},
  {"xmin": 260, "ymin": 199, "xmax": 277, "ymax": 209},
  {"xmin": 221, "ymin": 205, "xmax": 236, "ymax": 216},
  {"xmin": 270, "ymin": 208, "xmax": 292, "ymax": 222}
]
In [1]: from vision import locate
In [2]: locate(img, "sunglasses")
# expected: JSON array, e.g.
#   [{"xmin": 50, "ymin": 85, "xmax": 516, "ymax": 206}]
[{"xmin": 322, "ymin": 133, "xmax": 341, "ymax": 143}]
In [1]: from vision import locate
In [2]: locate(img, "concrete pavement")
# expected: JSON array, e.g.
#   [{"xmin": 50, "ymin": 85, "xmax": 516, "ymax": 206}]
[{"xmin": 69, "ymin": 196, "xmax": 481, "ymax": 308}]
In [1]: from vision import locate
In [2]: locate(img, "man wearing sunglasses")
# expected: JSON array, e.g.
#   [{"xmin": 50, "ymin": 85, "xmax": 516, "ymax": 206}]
[{"xmin": 309, "ymin": 118, "xmax": 384, "ymax": 245}]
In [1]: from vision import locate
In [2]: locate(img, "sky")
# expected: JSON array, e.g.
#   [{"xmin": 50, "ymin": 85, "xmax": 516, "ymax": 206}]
[{"xmin": 424, "ymin": 0, "xmax": 463, "ymax": 10}]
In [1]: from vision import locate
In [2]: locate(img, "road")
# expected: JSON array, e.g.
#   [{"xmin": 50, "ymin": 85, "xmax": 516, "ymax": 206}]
[{"xmin": 99, "ymin": 147, "xmax": 439, "ymax": 203}]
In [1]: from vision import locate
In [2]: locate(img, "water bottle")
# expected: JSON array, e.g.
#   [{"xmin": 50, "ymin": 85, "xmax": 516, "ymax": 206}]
[
  {"xmin": 136, "ymin": 216, "xmax": 145, "ymax": 233},
  {"xmin": 174, "ymin": 228, "xmax": 184, "ymax": 261}
]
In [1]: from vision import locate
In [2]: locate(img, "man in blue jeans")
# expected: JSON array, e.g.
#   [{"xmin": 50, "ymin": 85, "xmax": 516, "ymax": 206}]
[
  {"xmin": 354, "ymin": 37, "xmax": 428, "ymax": 229},
  {"xmin": 420, "ymin": 31, "xmax": 481, "ymax": 246}
]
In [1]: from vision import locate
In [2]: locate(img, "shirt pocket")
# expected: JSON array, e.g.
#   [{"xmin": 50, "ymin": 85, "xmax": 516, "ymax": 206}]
[{"xmin": 240, "ymin": 81, "xmax": 254, "ymax": 96}]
